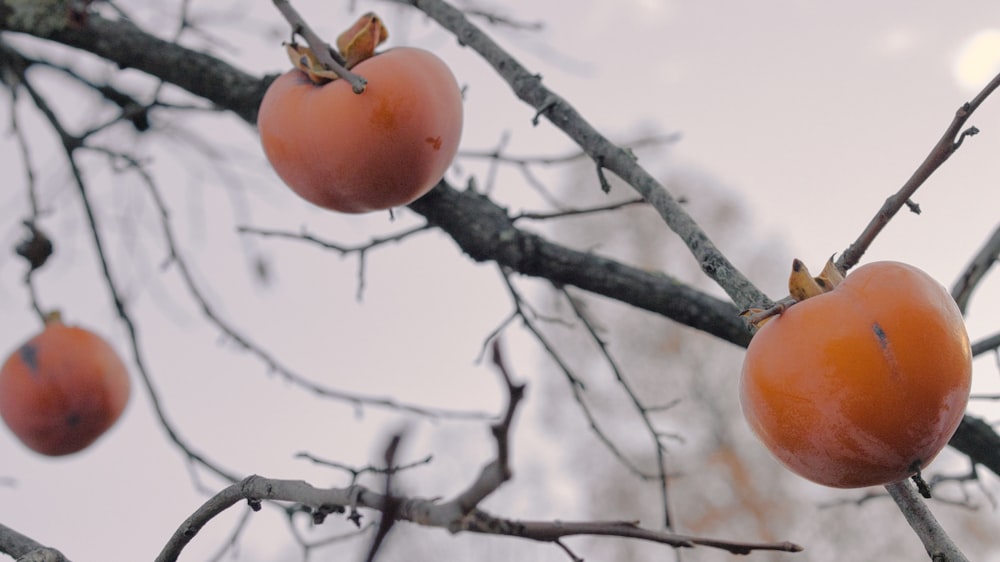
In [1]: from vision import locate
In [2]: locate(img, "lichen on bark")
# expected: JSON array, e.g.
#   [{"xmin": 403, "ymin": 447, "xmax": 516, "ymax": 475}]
[{"xmin": 3, "ymin": 0, "xmax": 71, "ymax": 35}]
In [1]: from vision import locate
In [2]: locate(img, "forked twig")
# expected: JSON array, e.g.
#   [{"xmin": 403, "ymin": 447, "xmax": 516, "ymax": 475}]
[{"xmin": 838, "ymin": 72, "xmax": 1000, "ymax": 272}]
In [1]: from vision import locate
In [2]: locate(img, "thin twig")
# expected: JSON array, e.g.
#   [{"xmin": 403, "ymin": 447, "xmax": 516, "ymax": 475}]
[
  {"xmin": 121, "ymin": 173, "xmax": 480, "ymax": 420},
  {"xmin": 15, "ymin": 64, "xmax": 244, "ymax": 484},
  {"xmin": 560, "ymin": 287, "xmax": 674, "ymax": 529},
  {"xmin": 838, "ymin": 72, "xmax": 1000, "ymax": 272},
  {"xmin": 748, "ymin": 71, "xmax": 1000, "ymax": 325},
  {"xmin": 447, "ymin": 338, "xmax": 524, "ymax": 514},
  {"xmin": 295, "ymin": 452, "xmax": 433, "ymax": 486},
  {"xmin": 513, "ymin": 198, "xmax": 648, "ymax": 221},
  {"xmin": 238, "ymin": 224, "xmax": 432, "ymax": 301},
  {"xmin": 496, "ymin": 269, "xmax": 653, "ymax": 481},
  {"xmin": 460, "ymin": 134, "xmax": 681, "ymax": 166},
  {"xmin": 362, "ymin": 433, "xmax": 404, "ymax": 562}
]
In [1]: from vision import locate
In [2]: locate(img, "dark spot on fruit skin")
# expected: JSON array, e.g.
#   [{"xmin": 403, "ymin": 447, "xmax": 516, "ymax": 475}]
[
  {"xmin": 19, "ymin": 344, "xmax": 39, "ymax": 375},
  {"xmin": 873, "ymin": 323, "xmax": 888, "ymax": 347},
  {"xmin": 425, "ymin": 136, "xmax": 442, "ymax": 150},
  {"xmin": 65, "ymin": 412, "xmax": 81, "ymax": 427},
  {"xmin": 873, "ymin": 322, "xmax": 901, "ymax": 378}
]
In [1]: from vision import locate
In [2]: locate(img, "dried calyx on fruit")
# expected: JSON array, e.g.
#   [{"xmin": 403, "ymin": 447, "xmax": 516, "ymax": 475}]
[
  {"xmin": 258, "ymin": 12, "xmax": 464, "ymax": 213},
  {"xmin": 787, "ymin": 255, "xmax": 844, "ymax": 301},
  {"xmin": 285, "ymin": 12, "xmax": 387, "ymax": 84}
]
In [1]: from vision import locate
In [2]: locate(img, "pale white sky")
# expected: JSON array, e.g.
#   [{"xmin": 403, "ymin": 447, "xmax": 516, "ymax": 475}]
[{"xmin": 1, "ymin": 1, "xmax": 1000, "ymax": 560}]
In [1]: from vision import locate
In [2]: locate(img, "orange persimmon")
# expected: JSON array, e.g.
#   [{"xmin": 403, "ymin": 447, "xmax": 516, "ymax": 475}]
[
  {"xmin": 0, "ymin": 314, "xmax": 130, "ymax": 456},
  {"xmin": 740, "ymin": 261, "xmax": 971, "ymax": 488},
  {"xmin": 257, "ymin": 44, "xmax": 463, "ymax": 213}
]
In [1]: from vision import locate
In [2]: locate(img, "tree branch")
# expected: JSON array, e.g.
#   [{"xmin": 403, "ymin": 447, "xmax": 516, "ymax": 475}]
[
  {"xmin": 951, "ymin": 223, "xmax": 1000, "ymax": 315},
  {"xmin": 7, "ymin": 0, "xmax": 995, "ymax": 482},
  {"xmin": 838, "ymin": 73, "xmax": 1000, "ymax": 271},
  {"xmin": 6, "ymin": 8, "xmax": 1000, "ymax": 560},
  {"xmin": 1, "ymin": 12, "xmax": 268, "ymax": 124},
  {"xmin": 0, "ymin": 522, "xmax": 70, "ymax": 562},
  {"xmin": 884, "ymin": 480, "xmax": 970, "ymax": 561},
  {"xmin": 398, "ymin": 0, "xmax": 766, "ymax": 310},
  {"xmin": 156, "ymin": 474, "xmax": 802, "ymax": 562}
]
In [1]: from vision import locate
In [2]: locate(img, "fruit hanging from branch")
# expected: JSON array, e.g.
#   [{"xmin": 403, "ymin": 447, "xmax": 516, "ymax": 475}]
[
  {"xmin": 0, "ymin": 312, "xmax": 131, "ymax": 456},
  {"xmin": 258, "ymin": 13, "xmax": 464, "ymax": 214},
  {"xmin": 740, "ymin": 259, "xmax": 972, "ymax": 488}
]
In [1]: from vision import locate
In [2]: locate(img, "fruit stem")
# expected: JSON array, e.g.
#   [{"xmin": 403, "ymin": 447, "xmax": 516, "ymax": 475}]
[{"xmin": 272, "ymin": 0, "xmax": 368, "ymax": 93}]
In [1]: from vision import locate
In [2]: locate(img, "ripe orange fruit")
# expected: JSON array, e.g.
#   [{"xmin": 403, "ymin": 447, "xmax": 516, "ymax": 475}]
[
  {"xmin": 257, "ymin": 46, "xmax": 463, "ymax": 213},
  {"xmin": 0, "ymin": 314, "xmax": 130, "ymax": 456},
  {"xmin": 740, "ymin": 261, "xmax": 971, "ymax": 488}
]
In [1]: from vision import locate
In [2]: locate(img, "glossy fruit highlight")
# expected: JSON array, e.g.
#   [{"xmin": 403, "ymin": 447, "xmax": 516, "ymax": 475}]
[
  {"xmin": 0, "ymin": 314, "xmax": 131, "ymax": 456},
  {"xmin": 740, "ymin": 261, "xmax": 971, "ymax": 488},
  {"xmin": 258, "ymin": 41, "xmax": 463, "ymax": 213}
]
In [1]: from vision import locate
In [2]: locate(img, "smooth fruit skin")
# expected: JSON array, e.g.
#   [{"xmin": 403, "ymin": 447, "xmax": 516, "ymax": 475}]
[
  {"xmin": 0, "ymin": 321, "xmax": 130, "ymax": 456},
  {"xmin": 258, "ymin": 47, "xmax": 463, "ymax": 213},
  {"xmin": 740, "ymin": 261, "xmax": 971, "ymax": 488}
]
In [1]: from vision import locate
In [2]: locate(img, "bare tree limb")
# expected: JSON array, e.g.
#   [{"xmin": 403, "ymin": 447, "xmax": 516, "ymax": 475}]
[
  {"xmin": 948, "ymin": 414, "xmax": 1000, "ymax": 474},
  {"xmin": 951, "ymin": 223, "xmax": 1000, "ymax": 315},
  {"xmin": 395, "ymin": 0, "xmax": 767, "ymax": 310},
  {"xmin": 5, "ymin": 10, "xmax": 753, "ymax": 347},
  {"xmin": 362, "ymin": 433, "xmax": 404, "ymax": 562},
  {"xmin": 1, "ymin": 11, "xmax": 268, "ymax": 124},
  {"xmin": 410, "ymin": 182, "xmax": 752, "ymax": 347},
  {"xmin": 155, "ymin": 474, "xmax": 802, "ymax": 562},
  {"xmin": 0, "ymin": 522, "xmax": 70, "ymax": 562},
  {"xmin": 971, "ymin": 332, "xmax": 1000, "ymax": 357},
  {"xmin": 884, "ymin": 480, "xmax": 970, "ymax": 561}
]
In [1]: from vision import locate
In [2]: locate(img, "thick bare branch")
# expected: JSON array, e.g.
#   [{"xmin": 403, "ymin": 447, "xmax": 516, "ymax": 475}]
[
  {"xmin": 1, "ymin": 12, "xmax": 268, "ymax": 124},
  {"xmin": 397, "ymin": 0, "xmax": 766, "ymax": 310},
  {"xmin": 0, "ymin": 522, "xmax": 70, "ymax": 562},
  {"xmin": 7, "ymin": 10, "xmax": 751, "ymax": 347},
  {"xmin": 156, "ymin": 474, "xmax": 801, "ymax": 562},
  {"xmin": 410, "ymin": 181, "xmax": 751, "ymax": 347}
]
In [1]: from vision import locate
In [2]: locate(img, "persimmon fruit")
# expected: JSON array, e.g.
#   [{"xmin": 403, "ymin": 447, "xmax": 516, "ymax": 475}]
[
  {"xmin": 740, "ymin": 261, "xmax": 972, "ymax": 488},
  {"xmin": 0, "ymin": 314, "xmax": 130, "ymax": 456},
  {"xmin": 257, "ymin": 45, "xmax": 463, "ymax": 213}
]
